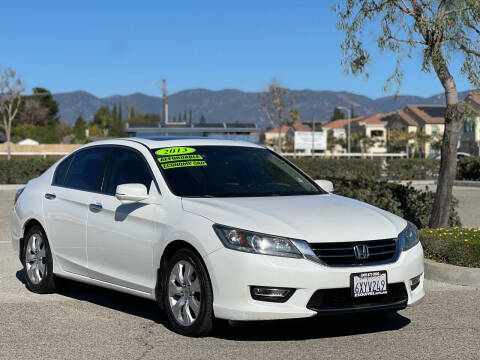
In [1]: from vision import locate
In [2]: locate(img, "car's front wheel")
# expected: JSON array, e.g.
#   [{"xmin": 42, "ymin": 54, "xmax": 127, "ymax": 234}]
[
  {"xmin": 23, "ymin": 225, "xmax": 56, "ymax": 293},
  {"xmin": 163, "ymin": 248, "xmax": 213, "ymax": 337}
]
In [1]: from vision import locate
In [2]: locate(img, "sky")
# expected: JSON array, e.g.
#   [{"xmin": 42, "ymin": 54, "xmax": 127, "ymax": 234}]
[{"xmin": 0, "ymin": 0, "xmax": 473, "ymax": 99}]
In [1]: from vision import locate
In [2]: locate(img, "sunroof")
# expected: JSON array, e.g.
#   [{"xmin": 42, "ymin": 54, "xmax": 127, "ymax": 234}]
[{"xmin": 418, "ymin": 106, "xmax": 445, "ymax": 118}]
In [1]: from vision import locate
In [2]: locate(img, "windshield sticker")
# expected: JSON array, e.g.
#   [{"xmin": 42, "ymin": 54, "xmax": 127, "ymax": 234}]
[
  {"xmin": 157, "ymin": 154, "xmax": 203, "ymax": 163},
  {"xmin": 156, "ymin": 147, "xmax": 196, "ymax": 156},
  {"xmin": 161, "ymin": 160, "xmax": 207, "ymax": 170}
]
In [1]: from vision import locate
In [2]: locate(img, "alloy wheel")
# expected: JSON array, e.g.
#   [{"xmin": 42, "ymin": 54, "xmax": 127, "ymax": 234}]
[
  {"xmin": 25, "ymin": 233, "xmax": 47, "ymax": 285},
  {"xmin": 167, "ymin": 260, "xmax": 202, "ymax": 326}
]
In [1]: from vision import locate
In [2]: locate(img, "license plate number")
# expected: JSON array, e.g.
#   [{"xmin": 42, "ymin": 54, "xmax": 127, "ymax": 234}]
[{"xmin": 351, "ymin": 271, "xmax": 387, "ymax": 297}]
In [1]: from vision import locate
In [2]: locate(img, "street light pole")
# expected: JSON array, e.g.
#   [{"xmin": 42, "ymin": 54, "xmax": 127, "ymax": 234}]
[{"xmin": 338, "ymin": 106, "xmax": 351, "ymax": 158}]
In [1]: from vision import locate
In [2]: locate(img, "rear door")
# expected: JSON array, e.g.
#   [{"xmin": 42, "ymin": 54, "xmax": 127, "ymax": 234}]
[
  {"xmin": 86, "ymin": 146, "xmax": 159, "ymax": 292},
  {"xmin": 43, "ymin": 147, "xmax": 109, "ymax": 276}
]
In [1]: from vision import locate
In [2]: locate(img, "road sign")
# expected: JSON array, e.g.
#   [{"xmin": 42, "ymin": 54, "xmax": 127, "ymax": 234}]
[{"xmin": 294, "ymin": 131, "xmax": 327, "ymax": 151}]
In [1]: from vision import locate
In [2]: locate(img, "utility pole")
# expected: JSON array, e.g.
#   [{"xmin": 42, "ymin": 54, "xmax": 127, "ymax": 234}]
[
  {"xmin": 312, "ymin": 115, "xmax": 315, "ymax": 157},
  {"xmin": 161, "ymin": 79, "xmax": 168, "ymax": 124}
]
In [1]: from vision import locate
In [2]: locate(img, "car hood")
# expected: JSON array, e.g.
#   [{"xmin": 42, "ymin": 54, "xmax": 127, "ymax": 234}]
[{"xmin": 181, "ymin": 194, "xmax": 406, "ymax": 243}]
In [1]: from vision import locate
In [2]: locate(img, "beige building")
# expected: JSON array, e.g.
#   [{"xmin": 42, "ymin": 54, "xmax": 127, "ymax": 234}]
[
  {"xmin": 462, "ymin": 92, "xmax": 480, "ymax": 155},
  {"xmin": 349, "ymin": 113, "xmax": 393, "ymax": 153},
  {"xmin": 387, "ymin": 105, "xmax": 446, "ymax": 157},
  {"xmin": 322, "ymin": 116, "xmax": 365, "ymax": 152}
]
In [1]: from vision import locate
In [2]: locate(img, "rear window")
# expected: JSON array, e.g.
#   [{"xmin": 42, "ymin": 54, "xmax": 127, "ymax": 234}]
[
  {"xmin": 63, "ymin": 148, "xmax": 109, "ymax": 192},
  {"xmin": 53, "ymin": 155, "xmax": 73, "ymax": 185}
]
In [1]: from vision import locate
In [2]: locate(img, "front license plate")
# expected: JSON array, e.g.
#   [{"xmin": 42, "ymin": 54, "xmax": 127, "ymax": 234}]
[{"xmin": 351, "ymin": 271, "xmax": 388, "ymax": 298}]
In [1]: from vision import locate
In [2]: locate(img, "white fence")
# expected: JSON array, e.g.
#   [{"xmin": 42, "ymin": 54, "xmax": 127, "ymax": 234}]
[
  {"xmin": 0, "ymin": 152, "xmax": 68, "ymax": 159},
  {"xmin": 280, "ymin": 152, "xmax": 408, "ymax": 159}
]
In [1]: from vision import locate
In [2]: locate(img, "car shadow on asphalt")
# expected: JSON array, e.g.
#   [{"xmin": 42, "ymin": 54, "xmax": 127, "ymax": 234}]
[
  {"xmin": 15, "ymin": 269, "xmax": 168, "ymax": 326},
  {"xmin": 16, "ymin": 269, "xmax": 411, "ymax": 341}
]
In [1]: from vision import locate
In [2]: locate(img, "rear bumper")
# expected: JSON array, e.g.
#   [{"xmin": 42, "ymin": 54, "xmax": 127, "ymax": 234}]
[{"xmin": 204, "ymin": 242, "xmax": 425, "ymax": 321}]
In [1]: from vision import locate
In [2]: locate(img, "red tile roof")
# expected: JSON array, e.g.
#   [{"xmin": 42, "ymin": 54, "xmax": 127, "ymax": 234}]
[
  {"xmin": 360, "ymin": 113, "xmax": 394, "ymax": 125},
  {"xmin": 396, "ymin": 109, "xmax": 418, "ymax": 126},
  {"xmin": 406, "ymin": 105, "xmax": 445, "ymax": 124},
  {"xmin": 323, "ymin": 116, "xmax": 365, "ymax": 129}
]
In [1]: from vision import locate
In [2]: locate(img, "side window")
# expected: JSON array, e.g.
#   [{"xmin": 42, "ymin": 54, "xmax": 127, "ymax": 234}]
[
  {"xmin": 103, "ymin": 148, "xmax": 153, "ymax": 195},
  {"xmin": 64, "ymin": 147, "xmax": 110, "ymax": 192},
  {"xmin": 53, "ymin": 155, "xmax": 73, "ymax": 185}
]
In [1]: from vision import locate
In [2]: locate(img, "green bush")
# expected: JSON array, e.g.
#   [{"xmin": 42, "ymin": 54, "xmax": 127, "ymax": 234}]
[
  {"xmin": 457, "ymin": 156, "xmax": 480, "ymax": 181},
  {"xmin": 420, "ymin": 227, "xmax": 480, "ymax": 268},
  {"xmin": 329, "ymin": 177, "xmax": 460, "ymax": 229},
  {"xmin": 288, "ymin": 158, "xmax": 382, "ymax": 179},
  {"xmin": 0, "ymin": 159, "xmax": 56, "ymax": 184},
  {"xmin": 386, "ymin": 159, "xmax": 439, "ymax": 180}
]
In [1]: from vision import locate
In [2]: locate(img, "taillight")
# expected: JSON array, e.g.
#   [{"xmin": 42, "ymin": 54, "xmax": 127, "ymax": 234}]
[{"xmin": 14, "ymin": 187, "xmax": 25, "ymax": 206}]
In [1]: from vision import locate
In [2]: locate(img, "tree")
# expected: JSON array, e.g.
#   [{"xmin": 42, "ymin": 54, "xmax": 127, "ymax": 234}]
[
  {"xmin": 387, "ymin": 130, "xmax": 414, "ymax": 153},
  {"xmin": 199, "ymin": 115, "xmax": 206, "ymax": 124},
  {"xmin": 0, "ymin": 68, "xmax": 24, "ymax": 160},
  {"xmin": 18, "ymin": 99, "xmax": 48, "ymax": 126},
  {"xmin": 189, "ymin": 110, "xmax": 193, "ymax": 125},
  {"xmin": 93, "ymin": 106, "xmax": 112, "ymax": 136},
  {"xmin": 183, "ymin": 110, "xmax": 187, "ymax": 122},
  {"xmin": 260, "ymin": 79, "xmax": 296, "ymax": 151},
  {"xmin": 30, "ymin": 88, "xmax": 59, "ymax": 127},
  {"xmin": 335, "ymin": 0, "xmax": 480, "ymax": 228},
  {"xmin": 73, "ymin": 116, "xmax": 88, "ymax": 141},
  {"xmin": 330, "ymin": 107, "xmax": 345, "ymax": 121},
  {"xmin": 288, "ymin": 109, "xmax": 300, "ymax": 125}
]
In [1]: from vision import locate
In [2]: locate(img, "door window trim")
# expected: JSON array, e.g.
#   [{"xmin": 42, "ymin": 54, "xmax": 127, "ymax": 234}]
[{"xmin": 51, "ymin": 144, "xmax": 160, "ymax": 196}]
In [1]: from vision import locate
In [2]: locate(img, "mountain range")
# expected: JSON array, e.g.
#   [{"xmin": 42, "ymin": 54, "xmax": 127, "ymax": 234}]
[{"xmin": 52, "ymin": 89, "xmax": 472, "ymax": 128}]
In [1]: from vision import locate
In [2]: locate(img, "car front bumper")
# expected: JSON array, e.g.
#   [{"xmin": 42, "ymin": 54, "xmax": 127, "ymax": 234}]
[{"xmin": 204, "ymin": 242, "xmax": 425, "ymax": 321}]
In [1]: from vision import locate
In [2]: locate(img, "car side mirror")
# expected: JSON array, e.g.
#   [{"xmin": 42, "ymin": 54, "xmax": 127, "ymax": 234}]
[
  {"xmin": 315, "ymin": 180, "xmax": 334, "ymax": 193},
  {"xmin": 115, "ymin": 183, "xmax": 149, "ymax": 204}
]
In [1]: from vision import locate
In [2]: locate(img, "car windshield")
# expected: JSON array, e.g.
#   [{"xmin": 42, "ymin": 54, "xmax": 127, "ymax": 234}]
[{"xmin": 152, "ymin": 146, "xmax": 323, "ymax": 197}]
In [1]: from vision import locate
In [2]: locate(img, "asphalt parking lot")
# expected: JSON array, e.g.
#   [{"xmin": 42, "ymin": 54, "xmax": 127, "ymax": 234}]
[{"xmin": 1, "ymin": 188, "xmax": 479, "ymax": 360}]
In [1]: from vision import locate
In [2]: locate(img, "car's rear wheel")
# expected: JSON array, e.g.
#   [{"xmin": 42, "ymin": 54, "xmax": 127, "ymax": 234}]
[
  {"xmin": 163, "ymin": 248, "xmax": 213, "ymax": 337},
  {"xmin": 23, "ymin": 225, "xmax": 56, "ymax": 293}
]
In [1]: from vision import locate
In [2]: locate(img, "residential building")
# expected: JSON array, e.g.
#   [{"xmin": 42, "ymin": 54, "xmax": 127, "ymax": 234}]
[
  {"xmin": 265, "ymin": 121, "xmax": 320, "ymax": 150},
  {"xmin": 462, "ymin": 92, "xmax": 480, "ymax": 155},
  {"xmin": 387, "ymin": 105, "xmax": 446, "ymax": 157},
  {"xmin": 322, "ymin": 116, "xmax": 365, "ymax": 152},
  {"xmin": 349, "ymin": 113, "xmax": 393, "ymax": 153}
]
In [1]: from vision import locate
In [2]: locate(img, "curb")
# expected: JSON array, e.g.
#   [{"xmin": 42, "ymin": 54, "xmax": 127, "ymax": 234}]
[
  {"xmin": 452, "ymin": 180, "xmax": 480, "ymax": 188},
  {"xmin": 0, "ymin": 184, "xmax": 26, "ymax": 190},
  {"xmin": 424, "ymin": 259, "xmax": 480, "ymax": 289}
]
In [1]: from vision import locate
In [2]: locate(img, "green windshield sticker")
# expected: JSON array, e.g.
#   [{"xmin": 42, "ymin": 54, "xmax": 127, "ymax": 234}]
[
  {"xmin": 161, "ymin": 160, "xmax": 207, "ymax": 170},
  {"xmin": 157, "ymin": 154, "xmax": 203, "ymax": 163},
  {"xmin": 156, "ymin": 147, "xmax": 196, "ymax": 156}
]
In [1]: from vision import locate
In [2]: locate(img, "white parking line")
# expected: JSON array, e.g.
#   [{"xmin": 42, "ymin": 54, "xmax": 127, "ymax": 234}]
[{"xmin": 0, "ymin": 241, "xmax": 10, "ymax": 244}]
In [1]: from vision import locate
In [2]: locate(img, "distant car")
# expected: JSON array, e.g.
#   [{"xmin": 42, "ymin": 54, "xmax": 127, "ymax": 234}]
[
  {"xmin": 11, "ymin": 137, "xmax": 425, "ymax": 336},
  {"xmin": 432, "ymin": 152, "xmax": 471, "ymax": 160}
]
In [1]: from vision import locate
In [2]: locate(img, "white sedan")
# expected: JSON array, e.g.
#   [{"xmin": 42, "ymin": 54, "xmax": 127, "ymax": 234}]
[{"xmin": 11, "ymin": 137, "xmax": 424, "ymax": 336}]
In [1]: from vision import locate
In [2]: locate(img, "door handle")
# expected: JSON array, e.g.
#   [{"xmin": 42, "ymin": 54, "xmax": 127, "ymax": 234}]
[
  {"xmin": 89, "ymin": 203, "xmax": 103, "ymax": 212},
  {"xmin": 45, "ymin": 193, "xmax": 56, "ymax": 200}
]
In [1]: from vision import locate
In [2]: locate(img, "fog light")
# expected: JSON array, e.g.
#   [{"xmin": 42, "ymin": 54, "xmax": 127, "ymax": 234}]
[
  {"xmin": 250, "ymin": 286, "xmax": 295, "ymax": 303},
  {"xmin": 410, "ymin": 274, "xmax": 422, "ymax": 291}
]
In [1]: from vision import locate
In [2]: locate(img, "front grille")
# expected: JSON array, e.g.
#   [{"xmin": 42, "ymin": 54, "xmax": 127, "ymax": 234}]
[
  {"xmin": 309, "ymin": 238, "xmax": 398, "ymax": 267},
  {"xmin": 307, "ymin": 283, "xmax": 408, "ymax": 314}
]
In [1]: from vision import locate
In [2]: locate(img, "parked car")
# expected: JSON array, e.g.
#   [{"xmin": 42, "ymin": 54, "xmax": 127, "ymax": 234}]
[
  {"xmin": 431, "ymin": 151, "xmax": 471, "ymax": 160},
  {"xmin": 11, "ymin": 137, "xmax": 425, "ymax": 336}
]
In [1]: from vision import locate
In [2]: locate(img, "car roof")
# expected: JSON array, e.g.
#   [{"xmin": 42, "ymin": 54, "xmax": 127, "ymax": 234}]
[{"xmin": 119, "ymin": 136, "xmax": 263, "ymax": 150}]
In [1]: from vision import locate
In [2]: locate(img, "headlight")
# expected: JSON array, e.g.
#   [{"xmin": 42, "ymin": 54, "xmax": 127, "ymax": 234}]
[
  {"xmin": 399, "ymin": 221, "xmax": 419, "ymax": 251},
  {"xmin": 213, "ymin": 224, "xmax": 303, "ymax": 258}
]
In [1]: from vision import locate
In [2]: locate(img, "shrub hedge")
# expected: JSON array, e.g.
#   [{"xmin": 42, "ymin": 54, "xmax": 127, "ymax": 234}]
[
  {"xmin": 385, "ymin": 159, "xmax": 439, "ymax": 180},
  {"xmin": 327, "ymin": 177, "xmax": 461, "ymax": 229},
  {"xmin": 0, "ymin": 158, "xmax": 56, "ymax": 184},
  {"xmin": 289, "ymin": 158, "xmax": 382, "ymax": 179},
  {"xmin": 420, "ymin": 227, "xmax": 480, "ymax": 268},
  {"xmin": 457, "ymin": 156, "xmax": 480, "ymax": 181}
]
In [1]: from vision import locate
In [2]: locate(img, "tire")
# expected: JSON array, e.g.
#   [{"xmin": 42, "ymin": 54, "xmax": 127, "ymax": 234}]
[
  {"xmin": 162, "ymin": 248, "xmax": 213, "ymax": 337},
  {"xmin": 23, "ymin": 225, "xmax": 56, "ymax": 294}
]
